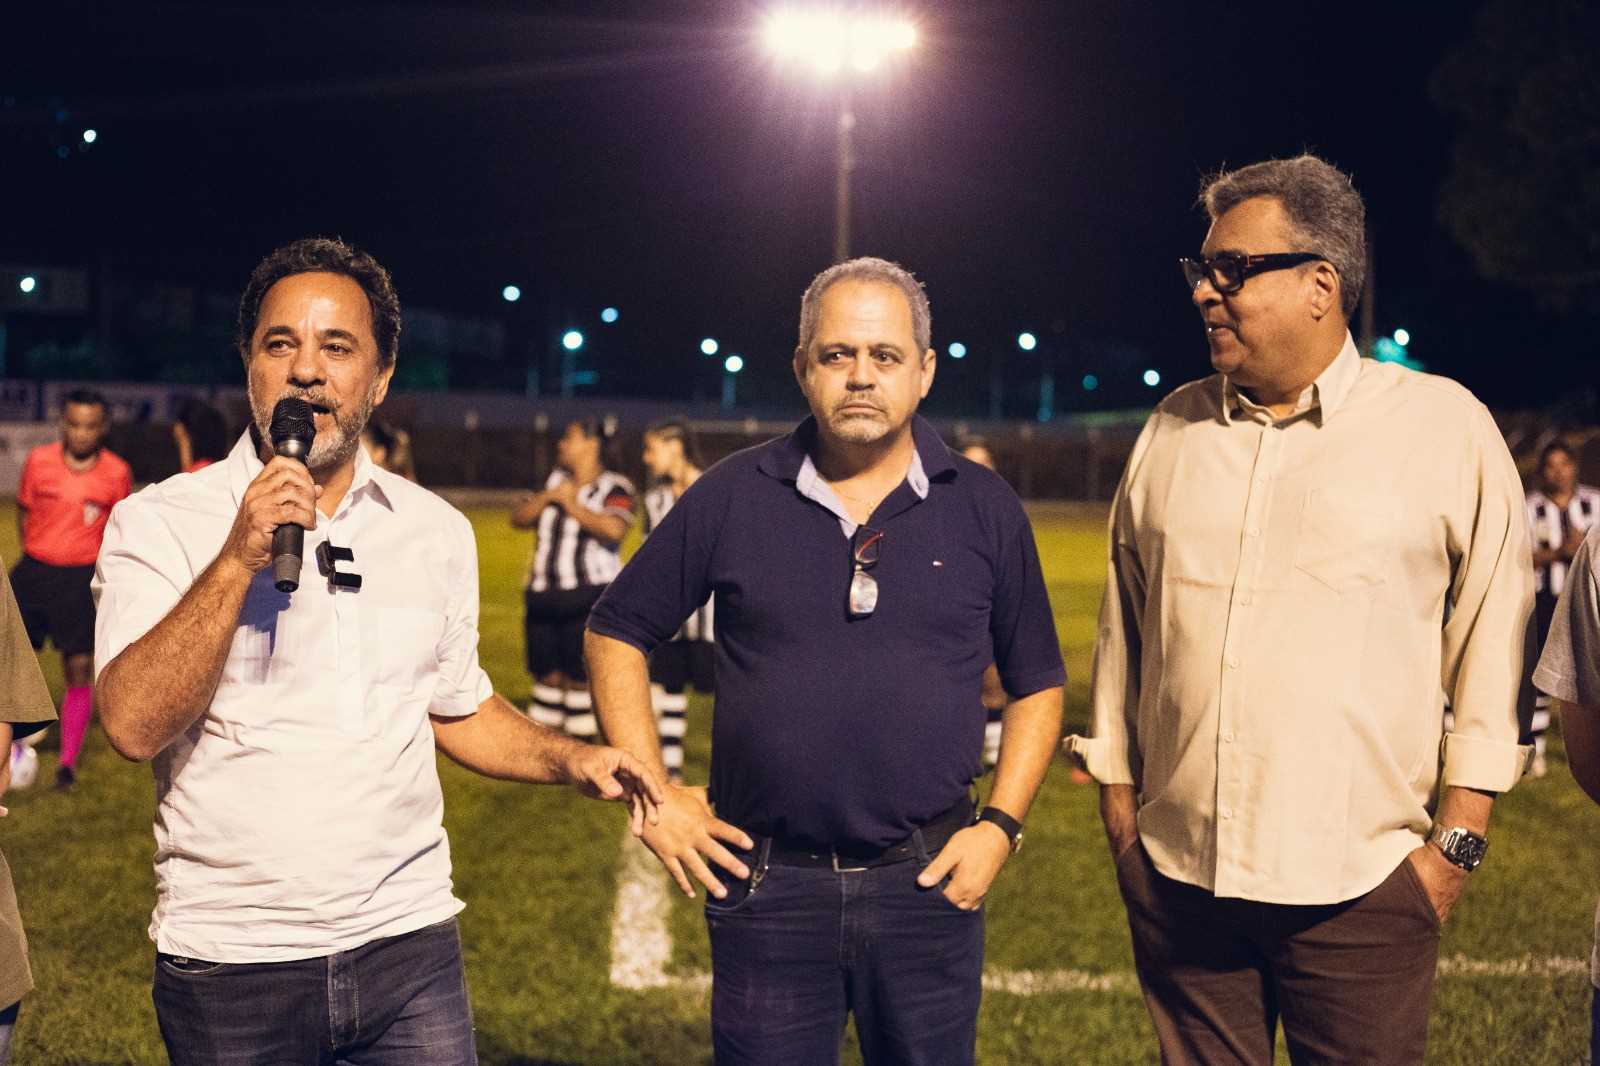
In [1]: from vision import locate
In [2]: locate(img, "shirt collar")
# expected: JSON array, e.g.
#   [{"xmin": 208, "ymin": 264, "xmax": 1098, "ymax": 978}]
[
  {"xmin": 1220, "ymin": 332, "xmax": 1362, "ymax": 426},
  {"xmin": 225, "ymin": 430, "xmax": 398, "ymax": 514}
]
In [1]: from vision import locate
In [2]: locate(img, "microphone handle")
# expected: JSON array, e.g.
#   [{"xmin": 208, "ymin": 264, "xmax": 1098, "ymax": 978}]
[{"xmin": 272, "ymin": 523, "xmax": 304, "ymax": 593}]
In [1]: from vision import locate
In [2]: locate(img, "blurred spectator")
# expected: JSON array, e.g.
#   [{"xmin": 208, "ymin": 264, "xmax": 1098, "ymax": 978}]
[
  {"xmin": 11, "ymin": 389, "xmax": 130, "ymax": 790},
  {"xmin": 1526, "ymin": 439, "xmax": 1600, "ymax": 777},
  {"xmin": 0, "ymin": 562, "xmax": 57, "ymax": 1066},
  {"xmin": 173, "ymin": 398, "xmax": 230, "ymax": 474},
  {"xmin": 640, "ymin": 419, "xmax": 712, "ymax": 783},
  {"xmin": 362, "ymin": 418, "xmax": 417, "ymax": 482}
]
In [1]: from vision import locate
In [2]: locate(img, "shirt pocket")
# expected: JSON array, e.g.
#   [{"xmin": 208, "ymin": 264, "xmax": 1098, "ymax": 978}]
[
  {"xmin": 365, "ymin": 606, "xmax": 446, "ymax": 691},
  {"xmin": 1293, "ymin": 487, "xmax": 1388, "ymax": 595}
]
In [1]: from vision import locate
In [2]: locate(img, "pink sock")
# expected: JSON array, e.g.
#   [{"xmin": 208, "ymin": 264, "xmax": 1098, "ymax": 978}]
[{"xmin": 58, "ymin": 686, "xmax": 93, "ymax": 769}]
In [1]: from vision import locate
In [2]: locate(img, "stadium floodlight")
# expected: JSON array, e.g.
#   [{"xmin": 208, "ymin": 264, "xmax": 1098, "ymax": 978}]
[
  {"xmin": 1017, "ymin": 332, "xmax": 1037, "ymax": 352},
  {"xmin": 724, "ymin": 354, "xmax": 746, "ymax": 374},
  {"xmin": 947, "ymin": 342, "xmax": 967, "ymax": 359},
  {"xmin": 501, "ymin": 285, "xmax": 521, "ymax": 303},
  {"xmin": 763, "ymin": 8, "xmax": 916, "ymax": 77},
  {"xmin": 81, "ymin": 128, "xmax": 98, "ymax": 144},
  {"xmin": 1082, "ymin": 373, "xmax": 1099, "ymax": 391},
  {"xmin": 700, "ymin": 337, "xmax": 720, "ymax": 356},
  {"xmin": 1393, "ymin": 327, "xmax": 1410, "ymax": 347},
  {"xmin": 1143, "ymin": 369, "xmax": 1161, "ymax": 387},
  {"xmin": 19, "ymin": 275, "xmax": 37, "ymax": 294},
  {"xmin": 601, "ymin": 306, "xmax": 620, "ymax": 324},
  {"xmin": 562, "ymin": 329, "xmax": 585, "ymax": 351}
]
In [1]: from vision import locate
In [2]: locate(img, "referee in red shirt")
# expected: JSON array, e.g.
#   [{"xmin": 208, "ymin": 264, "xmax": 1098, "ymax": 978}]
[{"xmin": 11, "ymin": 389, "xmax": 131, "ymax": 789}]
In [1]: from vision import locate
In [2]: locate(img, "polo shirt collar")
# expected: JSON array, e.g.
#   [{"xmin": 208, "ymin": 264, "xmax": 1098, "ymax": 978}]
[
  {"xmin": 1220, "ymin": 332, "xmax": 1362, "ymax": 427},
  {"xmin": 226, "ymin": 429, "xmax": 399, "ymax": 514}
]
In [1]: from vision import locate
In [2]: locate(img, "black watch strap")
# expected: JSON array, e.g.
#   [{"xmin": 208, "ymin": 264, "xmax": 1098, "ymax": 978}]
[{"xmin": 978, "ymin": 806, "xmax": 1024, "ymax": 846}]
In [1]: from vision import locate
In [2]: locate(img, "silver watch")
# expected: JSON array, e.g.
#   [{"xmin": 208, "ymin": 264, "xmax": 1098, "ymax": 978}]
[{"xmin": 1427, "ymin": 825, "xmax": 1488, "ymax": 872}]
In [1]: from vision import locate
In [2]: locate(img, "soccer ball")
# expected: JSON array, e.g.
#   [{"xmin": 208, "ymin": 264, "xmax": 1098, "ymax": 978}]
[{"xmin": 8, "ymin": 743, "xmax": 38, "ymax": 791}]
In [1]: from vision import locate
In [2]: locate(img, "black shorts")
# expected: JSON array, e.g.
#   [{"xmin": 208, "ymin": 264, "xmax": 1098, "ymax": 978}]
[
  {"xmin": 649, "ymin": 639, "xmax": 715, "ymax": 694},
  {"xmin": 11, "ymin": 554, "xmax": 96, "ymax": 656},
  {"xmin": 524, "ymin": 585, "xmax": 606, "ymax": 681}
]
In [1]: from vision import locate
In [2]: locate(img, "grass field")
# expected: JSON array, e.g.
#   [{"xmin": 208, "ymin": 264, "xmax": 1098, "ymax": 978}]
[{"xmin": 3, "ymin": 498, "xmax": 1598, "ymax": 1064}]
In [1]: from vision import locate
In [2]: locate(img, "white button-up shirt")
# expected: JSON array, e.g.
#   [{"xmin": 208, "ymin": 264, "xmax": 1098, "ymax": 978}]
[
  {"xmin": 1067, "ymin": 335, "xmax": 1533, "ymax": 905},
  {"xmin": 94, "ymin": 434, "xmax": 494, "ymax": 962}
]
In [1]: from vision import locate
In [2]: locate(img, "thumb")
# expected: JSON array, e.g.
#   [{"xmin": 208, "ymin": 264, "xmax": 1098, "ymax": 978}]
[{"xmin": 917, "ymin": 844, "xmax": 958, "ymax": 887}]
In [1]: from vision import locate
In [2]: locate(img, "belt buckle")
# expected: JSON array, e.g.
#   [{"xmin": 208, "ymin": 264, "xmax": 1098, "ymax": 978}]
[{"xmin": 831, "ymin": 850, "xmax": 868, "ymax": 873}]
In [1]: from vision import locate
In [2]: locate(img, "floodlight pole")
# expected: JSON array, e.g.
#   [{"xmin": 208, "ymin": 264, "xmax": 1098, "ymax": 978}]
[{"xmin": 834, "ymin": 88, "xmax": 855, "ymax": 263}]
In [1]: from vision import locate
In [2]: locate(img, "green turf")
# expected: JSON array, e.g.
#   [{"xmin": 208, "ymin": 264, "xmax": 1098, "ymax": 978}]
[{"xmin": 2, "ymin": 499, "xmax": 1596, "ymax": 1063}]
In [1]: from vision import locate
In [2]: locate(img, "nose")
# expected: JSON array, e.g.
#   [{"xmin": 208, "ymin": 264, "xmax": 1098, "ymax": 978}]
[
  {"xmin": 845, "ymin": 353, "xmax": 874, "ymax": 389},
  {"xmin": 1190, "ymin": 276, "xmax": 1222, "ymax": 311},
  {"xmin": 287, "ymin": 344, "xmax": 325, "ymax": 388}
]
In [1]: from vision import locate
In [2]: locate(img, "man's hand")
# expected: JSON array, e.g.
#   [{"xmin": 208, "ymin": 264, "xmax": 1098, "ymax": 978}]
[
  {"xmin": 1405, "ymin": 844, "xmax": 1468, "ymax": 923},
  {"xmin": 559, "ymin": 744, "xmax": 667, "ymax": 836},
  {"xmin": 220, "ymin": 457, "xmax": 321, "ymax": 574},
  {"xmin": 0, "ymin": 751, "xmax": 10, "ymax": 817},
  {"xmin": 639, "ymin": 785, "xmax": 753, "ymax": 900},
  {"xmin": 548, "ymin": 481, "xmax": 580, "ymax": 515},
  {"xmin": 916, "ymin": 823, "xmax": 1012, "ymax": 910},
  {"xmin": 1564, "ymin": 526, "xmax": 1586, "ymax": 560},
  {"xmin": 1098, "ymin": 783, "xmax": 1141, "ymax": 863}
]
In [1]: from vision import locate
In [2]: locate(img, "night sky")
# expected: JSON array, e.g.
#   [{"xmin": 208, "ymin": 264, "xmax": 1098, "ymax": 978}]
[{"xmin": 2, "ymin": 0, "xmax": 1587, "ymax": 417}]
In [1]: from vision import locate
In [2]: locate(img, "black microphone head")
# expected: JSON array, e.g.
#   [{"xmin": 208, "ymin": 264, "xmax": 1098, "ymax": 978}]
[{"xmin": 269, "ymin": 397, "xmax": 316, "ymax": 459}]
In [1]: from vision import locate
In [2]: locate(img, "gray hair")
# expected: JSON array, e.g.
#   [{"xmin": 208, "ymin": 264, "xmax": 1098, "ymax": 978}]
[
  {"xmin": 796, "ymin": 257, "xmax": 932, "ymax": 355},
  {"xmin": 1200, "ymin": 154, "xmax": 1367, "ymax": 318}
]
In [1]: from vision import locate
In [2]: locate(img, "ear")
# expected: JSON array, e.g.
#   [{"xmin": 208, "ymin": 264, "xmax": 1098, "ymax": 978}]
[
  {"xmin": 792, "ymin": 346, "xmax": 808, "ymax": 389},
  {"xmin": 919, "ymin": 348, "xmax": 937, "ymax": 399},
  {"xmin": 372, "ymin": 359, "xmax": 396, "ymax": 409},
  {"xmin": 1306, "ymin": 263, "xmax": 1340, "ymax": 320}
]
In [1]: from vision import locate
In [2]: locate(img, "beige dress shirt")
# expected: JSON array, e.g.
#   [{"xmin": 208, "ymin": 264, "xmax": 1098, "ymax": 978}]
[{"xmin": 1066, "ymin": 334, "xmax": 1533, "ymax": 904}]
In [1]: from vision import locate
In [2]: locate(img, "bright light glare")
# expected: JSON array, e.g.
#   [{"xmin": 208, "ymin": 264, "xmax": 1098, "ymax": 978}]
[
  {"xmin": 1393, "ymin": 328, "xmax": 1410, "ymax": 347},
  {"xmin": 502, "ymin": 285, "xmax": 521, "ymax": 302},
  {"xmin": 1082, "ymin": 373, "xmax": 1099, "ymax": 391},
  {"xmin": 601, "ymin": 306, "xmax": 620, "ymax": 324},
  {"xmin": 724, "ymin": 354, "xmax": 745, "ymax": 374},
  {"xmin": 765, "ymin": 9, "xmax": 918, "ymax": 76},
  {"xmin": 19, "ymin": 275, "xmax": 38, "ymax": 294},
  {"xmin": 1143, "ymin": 369, "xmax": 1162, "ymax": 387},
  {"xmin": 947, "ymin": 342, "xmax": 967, "ymax": 359},
  {"xmin": 700, "ymin": 337, "xmax": 720, "ymax": 356},
  {"xmin": 1017, "ymin": 332, "xmax": 1037, "ymax": 351},
  {"xmin": 562, "ymin": 330, "xmax": 584, "ymax": 351},
  {"xmin": 82, "ymin": 128, "xmax": 98, "ymax": 144}
]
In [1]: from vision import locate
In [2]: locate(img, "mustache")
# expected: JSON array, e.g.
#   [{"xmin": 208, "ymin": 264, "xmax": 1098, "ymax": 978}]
[
  {"xmin": 831, "ymin": 396, "xmax": 885, "ymax": 414},
  {"xmin": 282, "ymin": 391, "xmax": 338, "ymax": 414}
]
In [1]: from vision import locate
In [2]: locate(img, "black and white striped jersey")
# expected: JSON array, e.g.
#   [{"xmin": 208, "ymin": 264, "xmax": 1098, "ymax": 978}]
[
  {"xmin": 1528, "ymin": 485, "xmax": 1600, "ymax": 595},
  {"xmin": 526, "ymin": 469, "xmax": 636, "ymax": 594},
  {"xmin": 643, "ymin": 482, "xmax": 714, "ymax": 642}
]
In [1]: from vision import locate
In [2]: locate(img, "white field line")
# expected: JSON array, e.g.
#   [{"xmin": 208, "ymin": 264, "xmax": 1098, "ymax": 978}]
[{"xmin": 608, "ymin": 830, "xmax": 1588, "ymax": 994}]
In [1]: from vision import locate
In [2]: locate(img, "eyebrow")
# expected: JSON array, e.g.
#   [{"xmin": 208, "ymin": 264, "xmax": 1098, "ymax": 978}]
[{"xmin": 818, "ymin": 341, "xmax": 907, "ymax": 357}]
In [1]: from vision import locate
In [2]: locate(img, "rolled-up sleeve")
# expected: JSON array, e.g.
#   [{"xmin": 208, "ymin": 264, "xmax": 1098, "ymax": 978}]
[
  {"xmin": 587, "ymin": 474, "xmax": 720, "ymax": 656},
  {"xmin": 1439, "ymin": 404, "xmax": 1535, "ymax": 792},
  {"xmin": 430, "ymin": 511, "xmax": 495, "ymax": 718},
  {"xmin": 92, "ymin": 495, "xmax": 189, "ymax": 682}
]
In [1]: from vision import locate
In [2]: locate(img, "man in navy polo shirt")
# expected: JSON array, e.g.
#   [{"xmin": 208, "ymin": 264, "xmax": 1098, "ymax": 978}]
[{"xmin": 586, "ymin": 257, "xmax": 1065, "ymax": 1065}]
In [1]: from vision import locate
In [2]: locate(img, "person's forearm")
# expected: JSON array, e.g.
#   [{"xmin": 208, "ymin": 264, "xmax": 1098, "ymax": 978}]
[
  {"xmin": 1433, "ymin": 785, "xmax": 1494, "ymax": 836},
  {"xmin": 1099, "ymin": 783, "xmax": 1139, "ymax": 859},
  {"xmin": 987, "ymin": 686, "xmax": 1064, "ymax": 823},
  {"xmin": 565, "ymin": 507, "xmax": 627, "ymax": 545},
  {"xmin": 510, "ymin": 493, "xmax": 549, "ymax": 529},
  {"xmin": 586, "ymin": 629, "xmax": 666, "ymax": 776},
  {"xmin": 98, "ymin": 553, "xmax": 253, "ymax": 762},
  {"xmin": 431, "ymin": 694, "xmax": 585, "ymax": 783},
  {"xmin": 1560, "ymin": 702, "xmax": 1600, "ymax": 804}
]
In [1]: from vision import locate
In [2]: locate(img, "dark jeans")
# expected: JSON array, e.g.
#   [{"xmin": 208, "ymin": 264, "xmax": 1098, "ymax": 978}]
[
  {"xmin": 706, "ymin": 832, "xmax": 985, "ymax": 1066},
  {"xmin": 153, "ymin": 917, "xmax": 476, "ymax": 1066},
  {"xmin": 1117, "ymin": 843, "xmax": 1440, "ymax": 1066}
]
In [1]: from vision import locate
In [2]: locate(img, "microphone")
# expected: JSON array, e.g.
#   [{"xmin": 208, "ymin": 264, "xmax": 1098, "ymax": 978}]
[{"xmin": 269, "ymin": 397, "xmax": 317, "ymax": 593}]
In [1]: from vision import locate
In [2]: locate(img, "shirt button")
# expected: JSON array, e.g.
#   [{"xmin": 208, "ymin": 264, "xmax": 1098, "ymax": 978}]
[
  {"xmin": 1239, "ymin": 595, "xmax": 1252, "ymax": 606},
  {"xmin": 1221, "ymin": 808, "xmax": 1235, "ymax": 820},
  {"xmin": 1246, "ymin": 526, "xmax": 1260, "ymax": 538},
  {"xmin": 1227, "ymin": 657, "xmax": 1240, "ymax": 669},
  {"xmin": 1222, "ymin": 732, "xmax": 1235, "ymax": 744}
]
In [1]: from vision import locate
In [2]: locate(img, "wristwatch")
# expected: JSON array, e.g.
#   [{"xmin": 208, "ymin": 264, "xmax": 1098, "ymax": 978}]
[
  {"xmin": 978, "ymin": 806, "xmax": 1025, "ymax": 855},
  {"xmin": 1427, "ymin": 824, "xmax": 1488, "ymax": 872}
]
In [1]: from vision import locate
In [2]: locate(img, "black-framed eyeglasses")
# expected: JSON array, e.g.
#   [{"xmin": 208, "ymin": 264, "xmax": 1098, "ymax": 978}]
[
  {"xmin": 1179, "ymin": 252, "xmax": 1325, "ymax": 296},
  {"xmin": 848, "ymin": 526, "xmax": 884, "ymax": 619}
]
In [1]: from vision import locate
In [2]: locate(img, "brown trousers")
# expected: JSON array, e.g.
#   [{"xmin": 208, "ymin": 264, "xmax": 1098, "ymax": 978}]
[{"xmin": 1116, "ymin": 842, "xmax": 1441, "ymax": 1066}]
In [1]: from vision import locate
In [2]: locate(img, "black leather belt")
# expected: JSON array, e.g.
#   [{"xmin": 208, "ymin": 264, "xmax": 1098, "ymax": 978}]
[{"xmin": 758, "ymin": 798, "xmax": 976, "ymax": 872}]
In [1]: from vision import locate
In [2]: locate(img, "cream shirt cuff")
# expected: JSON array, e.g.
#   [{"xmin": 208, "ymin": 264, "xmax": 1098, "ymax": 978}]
[
  {"xmin": 1440, "ymin": 732, "xmax": 1534, "ymax": 793},
  {"xmin": 1063, "ymin": 735, "xmax": 1136, "ymax": 786}
]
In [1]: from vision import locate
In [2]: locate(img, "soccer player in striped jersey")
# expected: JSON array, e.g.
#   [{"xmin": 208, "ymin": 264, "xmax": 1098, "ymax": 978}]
[
  {"xmin": 641, "ymin": 420, "xmax": 713, "ymax": 783},
  {"xmin": 511, "ymin": 418, "xmax": 636, "ymax": 739},
  {"xmin": 1527, "ymin": 439, "xmax": 1600, "ymax": 776}
]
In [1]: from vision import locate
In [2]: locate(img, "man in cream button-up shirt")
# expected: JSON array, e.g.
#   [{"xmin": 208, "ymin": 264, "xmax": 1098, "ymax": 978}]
[{"xmin": 1066, "ymin": 156, "xmax": 1532, "ymax": 1066}]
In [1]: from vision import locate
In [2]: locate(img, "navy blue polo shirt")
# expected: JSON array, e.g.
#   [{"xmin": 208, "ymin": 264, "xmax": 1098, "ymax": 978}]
[{"xmin": 588, "ymin": 415, "xmax": 1065, "ymax": 848}]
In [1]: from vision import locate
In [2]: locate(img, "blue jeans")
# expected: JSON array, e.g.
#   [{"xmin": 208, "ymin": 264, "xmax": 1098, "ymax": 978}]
[
  {"xmin": 706, "ymin": 831, "xmax": 985, "ymax": 1066},
  {"xmin": 153, "ymin": 917, "xmax": 476, "ymax": 1066}
]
